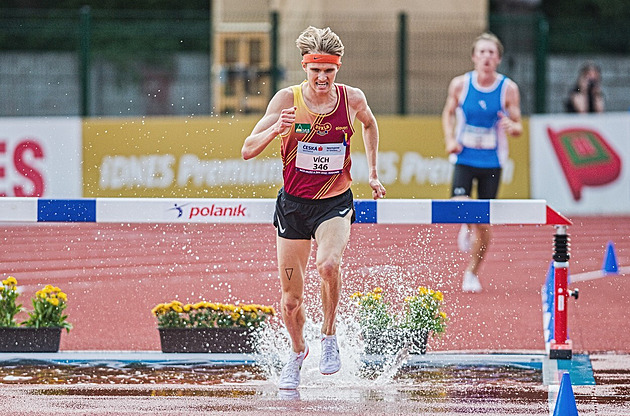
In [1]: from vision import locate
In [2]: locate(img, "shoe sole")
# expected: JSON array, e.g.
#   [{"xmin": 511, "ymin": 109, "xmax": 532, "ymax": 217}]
[{"xmin": 320, "ymin": 368, "xmax": 340, "ymax": 375}]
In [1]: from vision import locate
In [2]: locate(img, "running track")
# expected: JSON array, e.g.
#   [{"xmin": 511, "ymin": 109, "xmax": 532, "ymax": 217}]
[{"xmin": 1, "ymin": 216, "xmax": 628, "ymax": 353}]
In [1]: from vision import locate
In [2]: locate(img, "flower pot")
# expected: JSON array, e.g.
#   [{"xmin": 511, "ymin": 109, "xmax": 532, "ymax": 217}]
[
  {"xmin": 363, "ymin": 327, "xmax": 428, "ymax": 355},
  {"xmin": 0, "ymin": 327, "xmax": 62, "ymax": 352},
  {"xmin": 158, "ymin": 327, "xmax": 256, "ymax": 353}
]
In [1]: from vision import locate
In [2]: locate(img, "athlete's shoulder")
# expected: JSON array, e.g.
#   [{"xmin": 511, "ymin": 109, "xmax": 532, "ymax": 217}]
[
  {"xmin": 268, "ymin": 86, "xmax": 296, "ymax": 109},
  {"xmin": 448, "ymin": 74, "xmax": 468, "ymax": 96},
  {"xmin": 276, "ymin": 85, "xmax": 297, "ymax": 101},
  {"xmin": 339, "ymin": 84, "xmax": 367, "ymax": 106}
]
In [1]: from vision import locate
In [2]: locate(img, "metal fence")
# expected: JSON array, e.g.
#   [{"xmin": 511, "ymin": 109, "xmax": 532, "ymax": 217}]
[
  {"xmin": 0, "ymin": 7, "xmax": 211, "ymax": 117},
  {"xmin": 1, "ymin": 8, "xmax": 628, "ymax": 117}
]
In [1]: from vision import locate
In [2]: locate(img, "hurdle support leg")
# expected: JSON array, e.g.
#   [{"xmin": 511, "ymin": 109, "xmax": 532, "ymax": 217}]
[{"xmin": 549, "ymin": 224, "xmax": 575, "ymax": 360}]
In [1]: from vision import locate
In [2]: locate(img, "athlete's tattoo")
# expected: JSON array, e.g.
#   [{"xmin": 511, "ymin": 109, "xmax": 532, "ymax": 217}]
[{"xmin": 284, "ymin": 268, "xmax": 294, "ymax": 281}]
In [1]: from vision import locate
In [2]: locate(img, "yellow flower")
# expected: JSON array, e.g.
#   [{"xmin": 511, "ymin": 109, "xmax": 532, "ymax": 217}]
[
  {"xmin": 373, "ymin": 287, "xmax": 383, "ymax": 294},
  {"xmin": 47, "ymin": 297, "xmax": 60, "ymax": 307},
  {"xmin": 440, "ymin": 311, "xmax": 447, "ymax": 319},
  {"xmin": 418, "ymin": 287, "xmax": 428, "ymax": 295},
  {"xmin": 433, "ymin": 291, "xmax": 444, "ymax": 302},
  {"xmin": 172, "ymin": 305, "xmax": 183, "ymax": 313},
  {"xmin": 4, "ymin": 276, "xmax": 18, "ymax": 286},
  {"xmin": 183, "ymin": 304, "xmax": 192, "ymax": 312}
]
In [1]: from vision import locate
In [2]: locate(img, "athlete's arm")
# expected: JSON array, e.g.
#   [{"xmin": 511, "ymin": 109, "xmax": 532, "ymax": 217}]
[
  {"xmin": 347, "ymin": 86, "xmax": 386, "ymax": 200},
  {"xmin": 242, "ymin": 88, "xmax": 295, "ymax": 160},
  {"xmin": 498, "ymin": 80, "xmax": 523, "ymax": 137},
  {"xmin": 442, "ymin": 76, "xmax": 464, "ymax": 155}
]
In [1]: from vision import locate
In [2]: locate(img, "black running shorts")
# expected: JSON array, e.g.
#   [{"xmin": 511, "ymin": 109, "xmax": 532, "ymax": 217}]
[
  {"xmin": 451, "ymin": 164, "xmax": 502, "ymax": 199},
  {"xmin": 273, "ymin": 188, "xmax": 356, "ymax": 240}
]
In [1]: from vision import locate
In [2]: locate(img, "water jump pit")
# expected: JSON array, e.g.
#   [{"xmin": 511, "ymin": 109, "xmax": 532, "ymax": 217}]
[{"xmin": 1, "ymin": 350, "xmax": 626, "ymax": 416}]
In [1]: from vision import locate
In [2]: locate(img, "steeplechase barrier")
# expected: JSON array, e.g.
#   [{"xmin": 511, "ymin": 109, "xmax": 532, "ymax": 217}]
[{"xmin": 0, "ymin": 197, "xmax": 575, "ymax": 359}]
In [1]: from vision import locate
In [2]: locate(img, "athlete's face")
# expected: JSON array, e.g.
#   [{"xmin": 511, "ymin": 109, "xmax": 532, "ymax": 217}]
[
  {"xmin": 472, "ymin": 39, "xmax": 501, "ymax": 72},
  {"xmin": 303, "ymin": 62, "xmax": 339, "ymax": 94}
]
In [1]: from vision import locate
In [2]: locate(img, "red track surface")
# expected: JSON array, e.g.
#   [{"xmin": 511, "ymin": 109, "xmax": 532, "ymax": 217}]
[{"xmin": 1, "ymin": 216, "xmax": 628, "ymax": 353}]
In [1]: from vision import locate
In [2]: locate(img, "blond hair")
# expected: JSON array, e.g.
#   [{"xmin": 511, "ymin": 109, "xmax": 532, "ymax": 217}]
[
  {"xmin": 296, "ymin": 26, "xmax": 344, "ymax": 57},
  {"xmin": 472, "ymin": 32, "xmax": 504, "ymax": 58}
]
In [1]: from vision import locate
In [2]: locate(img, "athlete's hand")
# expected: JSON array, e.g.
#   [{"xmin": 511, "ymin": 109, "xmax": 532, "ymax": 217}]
[
  {"xmin": 274, "ymin": 106, "xmax": 297, "ymax": 136},
  {"xmin": 445, "ymin": 138, "xmax": 462, "ymax": 155},
  {"xmin": 497, "ymin": 112, "xmax": 520, "ymax": 136},
  {"xmin": 369, "ymin": 178, "xmax": 386, "ymax": 200}
]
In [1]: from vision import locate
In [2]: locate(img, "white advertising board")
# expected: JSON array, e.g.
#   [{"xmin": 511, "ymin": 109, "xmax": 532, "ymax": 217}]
[
  {"xmin": 0, "ymin": 117, "xmax": 82, "ymax": 198},
  {"xmin": 530, "ymin": 113, "xmax": 630, "ymax": 215}
]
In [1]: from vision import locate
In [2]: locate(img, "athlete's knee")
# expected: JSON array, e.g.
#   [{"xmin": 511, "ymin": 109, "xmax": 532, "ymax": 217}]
[
  {"xmin": 475, "ymin": 225, "xmax": 491, "ymax": 242},
  {"xmin": 316, "ymin": 257, "xmax": 341, "ymax": 282},
  {"xmin": 281, "ymin": 292, "xmax": 303, "ymax": 315}
]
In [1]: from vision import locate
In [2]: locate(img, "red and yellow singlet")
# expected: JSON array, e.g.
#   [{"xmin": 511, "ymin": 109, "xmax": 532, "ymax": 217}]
[{"xmin": 280, "ymin": 82, "xmax": 354, "ymax": 199}]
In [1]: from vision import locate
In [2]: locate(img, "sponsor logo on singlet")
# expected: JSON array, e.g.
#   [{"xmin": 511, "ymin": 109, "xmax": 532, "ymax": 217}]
[
  {"xmin": 314, "ymin": 122, "xmax": 332, "ymax": 136},
  {"xmin": 295, "ymin": 123, "xmax": 311, "ymax": 134}
]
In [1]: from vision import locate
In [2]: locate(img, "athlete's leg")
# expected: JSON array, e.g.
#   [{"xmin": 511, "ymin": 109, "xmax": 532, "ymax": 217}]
[
  {"xmin": 277, "ymin": 236, "xmax": 312, "ymax": 353},
  {"xmin": 467, "ymin": 223, "xmax": 490, "ymax": 275},
  {"xmin": 451, "ymin": 164, "xmax": 475, "ymax": 252},
  {"xmin": 314, "ymin": 212, "xmax": 352, "ymax": 336},
  {"xmin": 468, "ymin": 168, "xmax": 501, "ymax": 275}
]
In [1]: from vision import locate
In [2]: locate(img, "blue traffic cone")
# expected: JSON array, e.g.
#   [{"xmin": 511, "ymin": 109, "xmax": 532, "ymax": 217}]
[
  {"xmin": 553, "ymin": 372, "xmax": 578, "ymax": 416},
  {"xmin": 602, "ymin": 241, "xmax": 619, "ymax": 274}
]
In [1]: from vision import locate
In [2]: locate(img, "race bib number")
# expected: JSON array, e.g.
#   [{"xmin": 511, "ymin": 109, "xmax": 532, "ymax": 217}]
[
  {"xmin": 295, "ymin": 141, "xmax": 345, "ymax": 175},
  {"xmin": 460, "ymin": 126, "xmax": 497, "ymax": 149}
]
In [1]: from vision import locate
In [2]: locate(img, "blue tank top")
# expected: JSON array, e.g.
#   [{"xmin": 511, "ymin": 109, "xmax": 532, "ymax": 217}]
[{"xmin": 454, "ymin": 71, "xmax": 509, "ymax": 168}]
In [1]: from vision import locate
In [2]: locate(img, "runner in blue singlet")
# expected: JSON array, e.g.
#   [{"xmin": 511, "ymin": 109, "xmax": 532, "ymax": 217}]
[{"xmin": 442, "ymin": 32, "xmax": 523, "ymax": 293}]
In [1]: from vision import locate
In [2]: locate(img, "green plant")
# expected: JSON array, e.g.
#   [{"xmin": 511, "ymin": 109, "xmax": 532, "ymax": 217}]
[
  {"xmin": 401, "ymin": 287, "xmax": 448, "ymax": 335},
  {"xmin": 351, "ymin": 286, "xmax": 447, "ymax": 337},
  {"xmin": 22, "ymin": 284, "xmax": 73, "ymax": 332},
  {"xmin": 0, "ymin": 276, "xmax": 22, "ymax": 327},
  {"xmin": 152, "ymin": 300, "xmax": 276, "ymax": 329},
  {"xmin": 350, "ymin": 287, "xmax": 393, "ymax": 333}
]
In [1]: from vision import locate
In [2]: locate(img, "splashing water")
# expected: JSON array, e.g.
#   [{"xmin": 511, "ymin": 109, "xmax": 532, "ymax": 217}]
[{"xmin": 253, "ymin": 315, "xmax": 415, "ymax": 389}]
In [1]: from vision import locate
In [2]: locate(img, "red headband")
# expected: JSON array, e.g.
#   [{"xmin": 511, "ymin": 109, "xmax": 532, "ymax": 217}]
[{"xmin": 301, "ymin": 54, "xmax": 342, "ymax": 66}]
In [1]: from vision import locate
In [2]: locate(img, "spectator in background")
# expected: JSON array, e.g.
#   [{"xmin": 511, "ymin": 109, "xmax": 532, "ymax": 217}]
[{"xmin": 565, "ymin": 62, "xmax": 605, "ymax": 113}]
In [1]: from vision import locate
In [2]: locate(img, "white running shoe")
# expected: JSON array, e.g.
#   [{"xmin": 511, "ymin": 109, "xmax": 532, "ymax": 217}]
[
  {"xmin": 462, "ymin": 270, "xmax": 482, "ymax": 293},
  {"xmin": 278, "ymin": 343, "xmax": 309, "ymax": 390},
  {"xmin": 457, "ymin": 224, "xmax": 472, "ymax": 253},
  {"xmin": 319, "ymin": 334, "xmax": 341, "ymax": 375}
]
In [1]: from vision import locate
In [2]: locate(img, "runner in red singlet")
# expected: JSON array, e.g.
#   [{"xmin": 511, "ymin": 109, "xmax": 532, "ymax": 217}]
[{"xmin": 242, "ymin": 26, "xmax": 386, "ymax": 390}]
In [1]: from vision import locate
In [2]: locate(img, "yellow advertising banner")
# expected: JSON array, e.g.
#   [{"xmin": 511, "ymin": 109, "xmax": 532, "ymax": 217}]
[{"xmin": 83, "ymin": 116, "xmax": 529, "ymax": 199}]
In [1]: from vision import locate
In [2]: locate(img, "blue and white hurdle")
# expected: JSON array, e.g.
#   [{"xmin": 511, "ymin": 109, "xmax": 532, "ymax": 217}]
[
  {"xmin": 0, "ymin": 197, "xmax": 569, "ymax": 226},
  {"xmin": 0, "ymin": 197, "xmax": 575, "ymax": 358}
]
